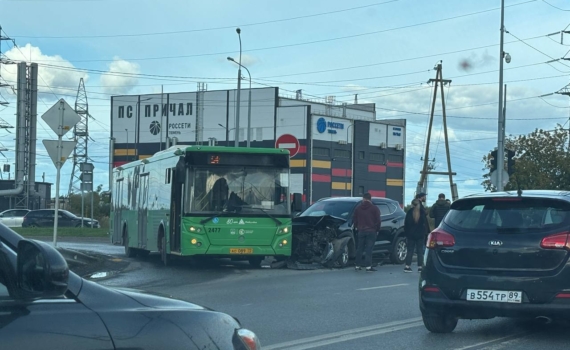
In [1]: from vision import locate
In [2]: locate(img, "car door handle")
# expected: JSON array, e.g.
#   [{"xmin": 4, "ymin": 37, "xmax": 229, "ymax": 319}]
[{"xmin": 392, "ymin": 219, "xmax": 398, "ymax": 223}]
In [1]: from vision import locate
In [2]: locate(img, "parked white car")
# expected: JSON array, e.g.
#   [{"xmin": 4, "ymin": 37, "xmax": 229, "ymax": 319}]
[{"xmin": 0, "ymin": 209, "xmax": 30, "ymax": 227}]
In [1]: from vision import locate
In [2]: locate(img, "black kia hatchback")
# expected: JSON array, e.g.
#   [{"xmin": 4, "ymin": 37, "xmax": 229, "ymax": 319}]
[{"xmin": 419, "ymin": 190, "xmax": 570, "ymax": 333}]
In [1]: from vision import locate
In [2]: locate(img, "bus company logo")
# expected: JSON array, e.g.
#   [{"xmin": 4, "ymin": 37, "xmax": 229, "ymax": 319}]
[
  {"xmin": 239, "ymin": 229, "xmax": 245, "ymax": 235},
  {"xmin": 212, "ymin": 217, "xmax": 219, "ymax": 224},
  {"xmin": 230, "ymin": 229, "xmax": 236, "ymax": 235},
  {"xmin": 226, "ymin": 219, "xmax": 235, "ymax": 224},
  {"xmin": 149, "ymin": 121, "xmax": 161, "ymax": 135},
  {"xmin": 239, "ymin": 219, "xmax": 245, "ymax": 225},
  {"xmin": 316, "ymin": 117, "xmax": 327, "ymax": 133}
]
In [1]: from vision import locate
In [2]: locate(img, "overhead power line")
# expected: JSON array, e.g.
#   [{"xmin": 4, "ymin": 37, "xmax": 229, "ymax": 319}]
[
  {"xmin": 8, "ymin": 0, "xmax": 537, "ymax": 63},
  {"xmin": 10, "ymin": 1, "xmax": 399, "ymax": 39}
]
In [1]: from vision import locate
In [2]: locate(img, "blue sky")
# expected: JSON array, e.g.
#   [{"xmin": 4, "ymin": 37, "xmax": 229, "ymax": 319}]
[{"xmin": 0, "ymin": 0, "xmax": 569, "ymax": 205}]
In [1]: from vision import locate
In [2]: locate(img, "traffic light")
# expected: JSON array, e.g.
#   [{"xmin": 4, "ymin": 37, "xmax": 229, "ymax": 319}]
[
  {"xmin": 490, "ymin": 150, "xmax": 498, "ymax": 171},
  {"xmin": 507, "ymin": 149, "xmax": 515, "ymax": 176}
]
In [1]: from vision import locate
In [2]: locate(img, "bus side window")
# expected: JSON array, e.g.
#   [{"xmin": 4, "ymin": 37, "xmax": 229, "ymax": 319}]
[{"xmin": 165, "ymin": 169, "xmax": 172, "ymax": 184}]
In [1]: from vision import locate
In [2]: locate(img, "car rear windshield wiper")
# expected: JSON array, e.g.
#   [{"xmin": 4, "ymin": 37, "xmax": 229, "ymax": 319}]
[{"xmin": 240, "ymin": 206, "xmax": 282, "ymax": 226}]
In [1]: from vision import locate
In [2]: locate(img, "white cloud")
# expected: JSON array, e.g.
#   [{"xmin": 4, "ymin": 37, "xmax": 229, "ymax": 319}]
[
  {"xmin": 464, "ymin": 179, "xmax": 479, "ymax": 186},
  {"xmin": 1, "ymin": 43, "xmax": 88, "ymax": 100},
  {"xmin": 99, "ymin": 57, "xmax": 140, "ymax": 95}
]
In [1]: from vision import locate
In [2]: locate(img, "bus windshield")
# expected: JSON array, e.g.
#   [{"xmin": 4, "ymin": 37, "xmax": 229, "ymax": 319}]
[{"xmin": 188, "ymin": 166, "xmax": 290, "ymax": 215}]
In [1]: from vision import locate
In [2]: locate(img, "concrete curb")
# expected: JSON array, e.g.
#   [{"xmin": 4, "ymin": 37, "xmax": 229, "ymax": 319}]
[{"xmin": 56, "ymin": 247, "xmax": 100, "ymax": 266}]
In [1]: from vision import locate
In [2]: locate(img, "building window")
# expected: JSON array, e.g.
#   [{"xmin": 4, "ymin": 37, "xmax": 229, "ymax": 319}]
[
  {"xmin": 239, "ymin": 128, "xmax": 245, "ymax": 141},
  {"xmin": 389, "ymin": 155, "xmax": 403, "ymax": 163},
  {"xmin": 313, "ymin": 147, "xmax": 330, "ymax": 157},
  {"xmin": 370, "ymin": 153, "xmax": 385, "ymax": 162},
  {"xmin": 358, "ymin": 186, "xmax": 364, "ymax": 196},
  {"xmin": 256, "ymin": 127, "xmax": 263, "ymax": 141},
  {"xmin": 334, "ymin": 149, "xmax": 350, "ymax": 158},
  {"xmin": 359, "ymin": 151, "xmax": 365, "ymax": 159}
]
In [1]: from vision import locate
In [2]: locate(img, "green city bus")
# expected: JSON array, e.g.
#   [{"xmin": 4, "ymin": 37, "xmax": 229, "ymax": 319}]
[{"xmin": 110, "ymin": 145, "xmax": 294, "ymax": 267}]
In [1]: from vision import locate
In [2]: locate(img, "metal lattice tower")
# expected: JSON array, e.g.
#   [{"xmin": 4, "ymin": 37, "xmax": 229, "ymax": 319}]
[
  {"xmin": 68, "ymin": 78, "xmax": 89, "ymax": 195},
  {"xmin": 196, "ymin": 82, "xmax": 207, "ymax": 144}
]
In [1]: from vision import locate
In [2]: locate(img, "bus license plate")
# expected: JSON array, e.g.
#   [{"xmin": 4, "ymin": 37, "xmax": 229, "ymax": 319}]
[
  {"xmin": 230, "ymin": 248, "xmax": 253, "ymax": 254},
  {"xmin": 466, "ymin": 289, "xmax": 522, "ymax": 303}
]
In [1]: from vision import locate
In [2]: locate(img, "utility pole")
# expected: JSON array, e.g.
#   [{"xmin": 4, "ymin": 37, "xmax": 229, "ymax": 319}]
[
  {"xmin": 496, "ymin": 0, "xmax": 507, "ymax": 191},
  {"xmin": 417, "ymin": 62, "xmax": 458, "ymax": 201},
  {"xmin": 556, "ymin": 83, "xmax": 570, "ymax": 151}
]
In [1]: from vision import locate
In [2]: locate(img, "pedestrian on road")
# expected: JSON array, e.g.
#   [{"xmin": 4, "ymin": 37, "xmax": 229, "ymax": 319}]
[
  {"xmin": 353, "ymin": 193, "xmax": 381, "ymax": 272},
  {"xmin": 404, "ymin": 197, "xmax": 430, "ymax": 273},
  {"xmin": 430, "ymin": 193, "xmax": 451, "ymax": 228}
]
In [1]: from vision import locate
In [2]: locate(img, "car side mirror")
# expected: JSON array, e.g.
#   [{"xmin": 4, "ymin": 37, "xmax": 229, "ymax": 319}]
[{"xmin": 16, "ymin": 240, "xmax": 69, "ymax": 300}]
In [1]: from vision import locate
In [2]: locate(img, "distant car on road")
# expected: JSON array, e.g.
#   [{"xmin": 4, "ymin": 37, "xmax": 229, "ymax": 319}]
[
  {"xmin": 420, "ymin": 190, "xmax": 570, "ymax": 333},
  {"xmin": 0, "ymin": 221, "xmax": 260, "ymax": 349},
  {"xmin": 22, "ymin": 209, "xmax": 99, "ymax": 228},
  {"xmin": 0, "ymin": 209, "xmax": 30, "ymax": 227},
  {"xmin": 297, "ymin": 197, "xmax": 407, "ymax": 265}
]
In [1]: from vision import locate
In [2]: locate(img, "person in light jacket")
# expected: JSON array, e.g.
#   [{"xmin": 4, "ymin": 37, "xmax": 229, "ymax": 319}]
[{"xmin": 403, "ymin": 198, "xmax": 430, "ymax": 273}]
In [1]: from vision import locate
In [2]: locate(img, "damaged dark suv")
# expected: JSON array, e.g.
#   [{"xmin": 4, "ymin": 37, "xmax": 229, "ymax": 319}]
[{"xmin": 289, "ymin": 197, "xmax": 406, "ymax": 269}]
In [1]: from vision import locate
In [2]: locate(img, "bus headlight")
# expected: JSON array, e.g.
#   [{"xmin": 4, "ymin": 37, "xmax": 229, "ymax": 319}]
[
  {"xmin": 189, "ymin": 226, "xmax": 202, "ymax": 233},
  {"xmin": 278, "ymin": 227, "xmax": 290, "ymax": 234},
  {"xmin": 279, "ymin": 239, "xmax": 288, "ymax": 247}
]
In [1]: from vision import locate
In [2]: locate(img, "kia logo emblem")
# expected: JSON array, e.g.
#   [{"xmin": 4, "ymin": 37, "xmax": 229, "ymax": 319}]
[{"xmin": 489, "ymin": 240, "xmax": 503, "ymax": 246}]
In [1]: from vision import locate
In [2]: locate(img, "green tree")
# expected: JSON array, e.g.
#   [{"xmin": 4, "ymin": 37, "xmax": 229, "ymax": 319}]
[
  {"xmin": 66, "ymin": 185, "xmax": 111, "ymax": 227},
  {"xmin": 481, "ymin": 124, "xmax": 570, "ymax": 192}
]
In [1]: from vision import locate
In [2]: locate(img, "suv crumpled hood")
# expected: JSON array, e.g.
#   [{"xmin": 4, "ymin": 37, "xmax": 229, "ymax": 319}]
[{"xmin": 292, "ymin": 215, "xmax": 347, "ymax": 233}]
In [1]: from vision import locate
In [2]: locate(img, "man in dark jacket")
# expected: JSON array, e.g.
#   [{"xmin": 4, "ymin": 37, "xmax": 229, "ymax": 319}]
[
  {"xmin": 404, "ymin": 197, "xmax": 431, "ymax": 273},
  {"xmin": 353, "ymin": 193, "xmax": 381, "ymax": 272},
  {"xmin": 429, "ymin": 193, "xmax": 451, "ymax": 228}
]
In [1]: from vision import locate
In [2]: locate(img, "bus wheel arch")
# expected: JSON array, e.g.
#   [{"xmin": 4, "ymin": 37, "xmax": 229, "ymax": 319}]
[
  {"xmin": 123, "ymin": 224, "xmax": 136, "ymax": 258},
  {"xmin": 157, "ymin": 225, "xmax": 169, "ymax": 266}
]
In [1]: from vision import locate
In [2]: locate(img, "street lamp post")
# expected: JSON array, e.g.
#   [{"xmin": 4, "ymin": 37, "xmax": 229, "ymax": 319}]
[
  {"xmin": 496, "ymin": 0, "xmax": 511, "ymax": 191},
  {"xmin": 125, "ymin": 128, "xmax": 130, "ymax": 162},
  {"xmin": 218, "ymin": 123, "xmax": 229, "ymax": 144},
  {"xmin": 234, "ymin": 28, "xmax": 242, "ymax": 148},
  {"xmin": 227, "ymin": 57, "xmax": 252, "ymax": 147}
]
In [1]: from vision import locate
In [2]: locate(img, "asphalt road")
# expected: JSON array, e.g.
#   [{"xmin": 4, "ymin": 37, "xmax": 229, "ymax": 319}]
[{"xmin": 68, "ymin": 245, "xmax": 568, "ymax": 350}]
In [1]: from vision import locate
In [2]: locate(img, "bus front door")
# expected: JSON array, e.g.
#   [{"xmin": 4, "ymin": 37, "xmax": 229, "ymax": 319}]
[
  {"xmin": 170, "ymin": 167, "xmax": 183, "ymax": 252},
  {"xmin": 113, "ymin": 179, "xmax": 123, "ymax": 244},
  {"xmin": 138, "ymin": 173, "xmax": 150, "ymax": 249}
]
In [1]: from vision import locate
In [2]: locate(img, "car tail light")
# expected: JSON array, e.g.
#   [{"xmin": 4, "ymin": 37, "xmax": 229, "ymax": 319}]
[
  {"xmin": 234, "ymin": 329, "xmax": 261, "ymax": 350},
  {"xmin": 540, "ymin": 232, "xmax": 570, "ymax": 250},
  {"xmin": 555, "ymin": 292, "xmax": 570, "ymax": 298},
  {"xmin": 427, "ymin": 229, "xmax": 455, "ymax": 249},
  {"xmin": 423, "ymin": 286, "xmax": 441, "ymax": 293}
]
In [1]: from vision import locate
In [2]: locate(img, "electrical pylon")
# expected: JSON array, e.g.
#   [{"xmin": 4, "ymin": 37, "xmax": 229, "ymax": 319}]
[{"xmin": 68, "ymin": 78, "xmax": 89, "ymax": 195}]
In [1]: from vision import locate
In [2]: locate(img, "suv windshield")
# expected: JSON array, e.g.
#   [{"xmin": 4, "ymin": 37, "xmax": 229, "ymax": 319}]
[
  {"xmin": 300, "ymin": 201, "xmax": 356, "ymax": 219},
  {"xmin": 188, "ymin": 167, "xmax": 290, "ymax": 215},
  {"xmin": 444, "ymin": 197, "xmax": 570, "ymax": 233}
]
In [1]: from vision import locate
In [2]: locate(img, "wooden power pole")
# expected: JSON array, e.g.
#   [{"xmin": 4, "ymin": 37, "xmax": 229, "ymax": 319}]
[{"xmin": 417, "ymin": 62, "xmax": 459, "ymax": 201}]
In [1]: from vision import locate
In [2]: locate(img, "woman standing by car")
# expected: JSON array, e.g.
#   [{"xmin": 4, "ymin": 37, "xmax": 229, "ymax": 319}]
[{"xmin": 403, "ymin": 198, "xmax": 430, "ymax": 273}]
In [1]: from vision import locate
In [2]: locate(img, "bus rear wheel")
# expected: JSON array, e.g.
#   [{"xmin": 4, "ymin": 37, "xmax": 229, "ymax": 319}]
[
  {"xmin": 158, "ymin": 230, "xmax": 169, "ymax": 266},
  {"xmin": 123, "ymin": 230, "xmax": 136, "ymax": 258}
]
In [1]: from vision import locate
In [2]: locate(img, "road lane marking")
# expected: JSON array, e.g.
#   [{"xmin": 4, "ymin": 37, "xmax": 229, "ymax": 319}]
[
  {"xmin": 264, "ymin": 317, "xmax": 422, "ymax": 350},
  {"xmin": 479, "ymin": 333, "xmax": 539, "ymax": 350},
  {"xmin": 453, "ymin": 332, "xmax": 530, "ymax": 350},
  {"xmin": 357, "ymin": 283, "xmax": 409, "ymax": 291}
]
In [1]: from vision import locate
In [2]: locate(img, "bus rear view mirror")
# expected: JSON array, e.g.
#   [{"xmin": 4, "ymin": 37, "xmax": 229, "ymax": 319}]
[
  {"xmin": 293, "ymin": 193, "xmax": 303, "ymax": 212},
  {"xmin": 175, "ymin": 160, "xmax": 186, "ymax": 184}
]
